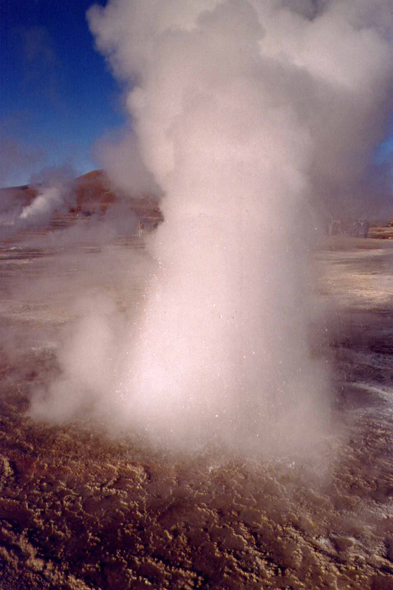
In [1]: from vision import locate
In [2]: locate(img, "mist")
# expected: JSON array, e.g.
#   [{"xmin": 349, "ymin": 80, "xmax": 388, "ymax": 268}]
[
  {"xmin": 28, "ymin": 0, "xmax": 393, "ymax": 457},
  {"xmin": 0, "ymin": 164, "xmax": 77, "ymax": 239}
]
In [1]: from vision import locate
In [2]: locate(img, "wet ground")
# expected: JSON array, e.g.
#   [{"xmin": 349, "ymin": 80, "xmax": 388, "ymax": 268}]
[{"xmin": 0, "ymin": 232, "xmax": 392, "ymax": 589}]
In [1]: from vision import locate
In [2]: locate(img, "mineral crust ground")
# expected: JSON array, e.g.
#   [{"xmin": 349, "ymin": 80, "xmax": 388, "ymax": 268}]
[{"xmin": 0, "ymin": 231, "xmax": 392, "ymax": 589}]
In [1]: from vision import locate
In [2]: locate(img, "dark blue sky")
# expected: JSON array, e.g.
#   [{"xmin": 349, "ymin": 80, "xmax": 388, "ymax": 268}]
[
  {"xmin": 0, "ymin": 0, "xmax": 126, "ymax": 186},
  {"xmin": 1, "ymin": 0, "xmax": 393, "ymax": 189}
]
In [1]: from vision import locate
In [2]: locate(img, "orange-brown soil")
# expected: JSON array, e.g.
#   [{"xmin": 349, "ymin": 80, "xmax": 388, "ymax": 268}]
[{"xmin": 0, "ymin": 232, "xmax": 392, "ymax": 589}]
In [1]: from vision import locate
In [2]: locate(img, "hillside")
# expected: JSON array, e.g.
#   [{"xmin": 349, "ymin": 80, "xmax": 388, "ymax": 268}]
[{"xmin": 1, "ymin": 170, "xmax": 163, "ymax": 229}]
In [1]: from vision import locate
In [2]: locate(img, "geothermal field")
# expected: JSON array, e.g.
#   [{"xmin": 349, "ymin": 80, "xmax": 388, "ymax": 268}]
[
  {"xmin": 2, "ymin": 1, "xmax": 393, "ymax": 589},
  {"xmin": 0, "ymin": 206, "xmax": 392, "ymax": 589}
]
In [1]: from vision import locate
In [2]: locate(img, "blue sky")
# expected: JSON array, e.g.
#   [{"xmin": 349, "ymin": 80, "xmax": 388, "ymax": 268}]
[
  {"xmin": 0, "ymin": 0, "xmax": 126, "ymax": 186},
  {"xmin": 1, "ymin": 0, "xmax": 393, "ymax": 189}
]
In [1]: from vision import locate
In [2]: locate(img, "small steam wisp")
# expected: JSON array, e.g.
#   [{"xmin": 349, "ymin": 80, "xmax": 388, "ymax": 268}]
[
  {"xmin": 20, "ymin": 186, "xmax": 64, "ymax": 223},
  {"xmin": 0, "ymin": 165, "xmax": 76, "ymax": 237}
]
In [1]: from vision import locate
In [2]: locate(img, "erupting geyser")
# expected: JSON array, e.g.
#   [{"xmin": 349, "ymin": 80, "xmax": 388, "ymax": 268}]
[{"xmin": 31, "ymin": 0, "xmax": 393, "ymax": 456}]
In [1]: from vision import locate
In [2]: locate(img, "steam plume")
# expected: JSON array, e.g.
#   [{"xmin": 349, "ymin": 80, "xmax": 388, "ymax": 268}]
[
  {"xmin": 0, "ymin": 164, "xmax": 76, "ymax": 238},
  {"xmin": 30, "ymin": 0, "xmax": 393, "ymax": 456}
]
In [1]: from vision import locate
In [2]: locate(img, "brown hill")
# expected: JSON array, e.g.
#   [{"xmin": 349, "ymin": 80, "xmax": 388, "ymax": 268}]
[
  {"xmin": 1, "ymin": 170, "xmax": 163, "ymax": 225},
  {"xmin": 72, "ymin": 170, "xmax": 162, "ymax": 222}
]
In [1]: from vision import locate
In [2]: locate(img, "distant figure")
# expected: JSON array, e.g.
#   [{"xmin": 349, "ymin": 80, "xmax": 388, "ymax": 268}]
[
  {"xmin": 360, "ymin": 220, "xmax": 370, "ymax": 238},
  {"xmin": 331, "ymin": 220, "xmax": 341, "ymax": 235},
  {"xmin": 137, "ymin": 220, "xmax": 144, "ymax": 237},
  {"xmin": 325, "ymin": 216, "xmax": 334, "ymax": 236},
  {"xmin": 350, "ymin": 220, "xmax": 361, "ymax": 238}
]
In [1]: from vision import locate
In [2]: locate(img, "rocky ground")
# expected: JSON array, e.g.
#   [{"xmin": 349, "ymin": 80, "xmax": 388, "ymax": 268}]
[{"xmin": 0, "ymin": 231, "xmax": 392, "ymax": 589}]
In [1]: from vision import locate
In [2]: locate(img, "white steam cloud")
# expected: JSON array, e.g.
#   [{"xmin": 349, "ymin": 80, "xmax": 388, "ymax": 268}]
[
  {"xmin": 30, "ymin": 0, "xmax": 393, "ymax": 457},
  {"xmin": 0, "ymin": 164, "xmax": 77, "ymax": 238},
  {"xmin": 20, "ymin": 186, "xmax": 64, "ymax": 222}
]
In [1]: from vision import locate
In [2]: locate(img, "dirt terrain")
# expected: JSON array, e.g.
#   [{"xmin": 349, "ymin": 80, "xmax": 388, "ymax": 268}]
[
  {"xmin": 0, "ymin": 170, "xmax": 163, "ymax": 232},
  {"xmin": 0, "ymin": 228, "xmax": 392, "ymax": 589}
]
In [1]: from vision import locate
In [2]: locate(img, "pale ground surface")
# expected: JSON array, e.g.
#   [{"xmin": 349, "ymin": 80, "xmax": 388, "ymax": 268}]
[{"xmin": 0, "ymin": 230, "xmax": 392, "ymax": 589}]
